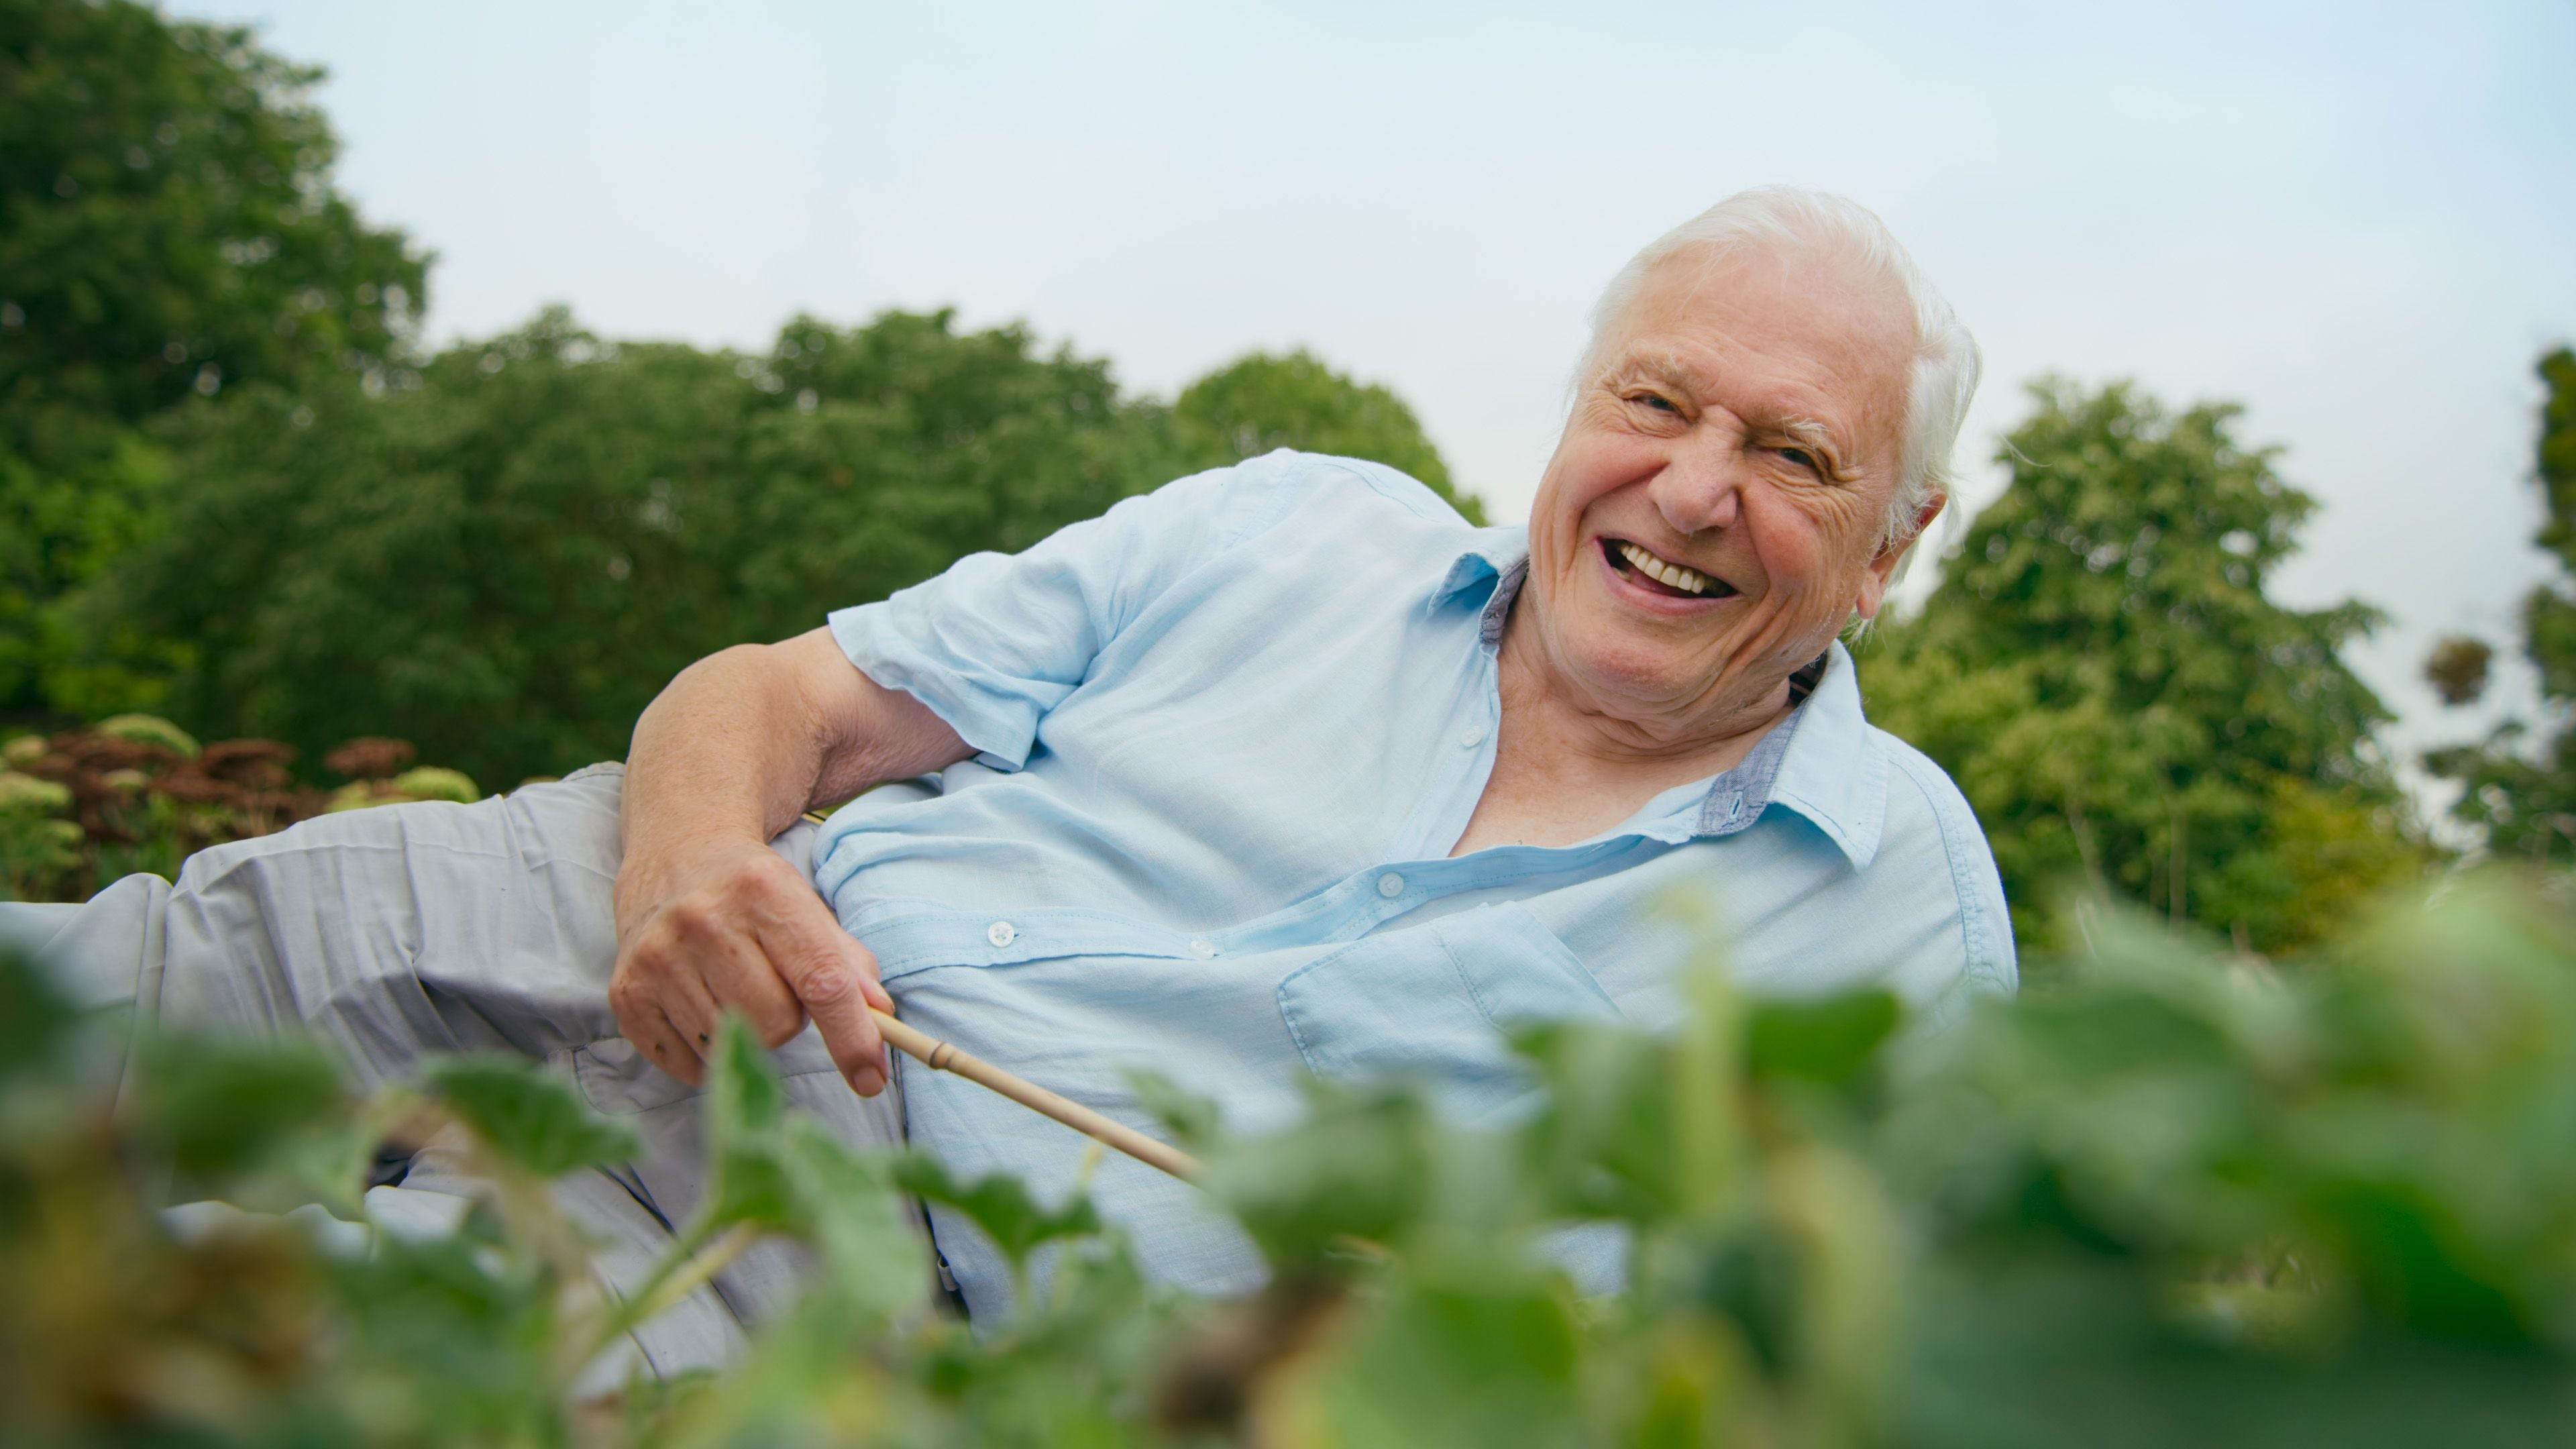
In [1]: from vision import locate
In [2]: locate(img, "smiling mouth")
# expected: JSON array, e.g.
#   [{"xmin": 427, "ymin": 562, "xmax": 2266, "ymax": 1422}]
[{"xmin": 1602, "ymin": 537, "xmax": 1737, "ymax": 599}]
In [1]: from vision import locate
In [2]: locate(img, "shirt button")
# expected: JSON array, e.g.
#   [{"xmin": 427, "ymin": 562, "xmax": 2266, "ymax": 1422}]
[
  {"xmin": 986, "ymin": 920, "xmax": 1017, "ymax": 947},
  {"xmin": 1377, "ymin": 872, "xmax": 1405, "ymax": 898},
  {"xmin": 1190, "ymin": 938, "xmax": 1218, "ymax": 959},
  {"xmin": 1460, "ymin": 726, "xmax": 1487, "ymax": 749}
]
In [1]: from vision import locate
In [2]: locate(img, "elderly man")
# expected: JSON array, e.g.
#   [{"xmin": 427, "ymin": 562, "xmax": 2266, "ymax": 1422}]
[{"xmin": 6, "ymin": 187, "xmax": 2010, "ymax": 1358}]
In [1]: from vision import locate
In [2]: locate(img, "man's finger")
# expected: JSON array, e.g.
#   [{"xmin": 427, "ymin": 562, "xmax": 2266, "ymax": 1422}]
[
  {"xmin": 695, "ymin": 930, "xmax": 808, "ymax": 1046},
  {"xmin": 662, "ymin": 967, "xmax": 729, "ymax": 1054},
  {"xmin": 633, "ymin": 1004, "xmax": 705, "ymax": 1087},
  {"xmin": 761, "ymin": 913, "xmax": 890, "ymax": 1095}
]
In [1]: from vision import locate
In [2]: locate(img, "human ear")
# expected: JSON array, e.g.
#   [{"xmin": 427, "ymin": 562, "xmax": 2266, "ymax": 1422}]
[{"xmin": 1853, "ymin": 491, "xmax": 1946, "ymax": 621}]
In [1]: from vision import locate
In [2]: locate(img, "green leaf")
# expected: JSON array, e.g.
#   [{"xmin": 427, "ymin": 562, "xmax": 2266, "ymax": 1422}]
[
  {"xmin": 325, "ymin": 1232, "xmax": 561, "ymax": 1427},
  {"xmin": 132, "ymin": 1029, "xmax": 351, "ymax": 1189},
  {"xmin": 894, "ymin": 1151, "xmax": 1101, "ymax": 1273},
  {"xmin": 1308, "ymin": 1273, "xmax": 1584, "ymax": 1449},
  {"xmin": 1206, "ymin": 1081, "xmax": 1436, "ymax": 1265},
  {"xmin": 421, "ymin": 1055, "xmax": 638, "ymax": 1179},
  {"xmin": 1513, "ymin": 1012, "xmax": 1746, "ymax": 1227},
  {"xmin": 707, "ymin": 1012, "xmax": 788, "ymax": 1142},
  {"xmin": 1744, "ymin": 990, "xmax": 1901, "ymax": 1087},
  {"xmin": 700, "ymin": 1013, "xmax": 797, "ymax": 1228},
  {"xmin": 1121, "ymin": 1067, "xmax": 1222, "ymax": 1154},
  {"xmin": 0, "ymin": 947, "xmax": 78, "ymax": 1081},
  {"xmin": 773, "ymin": 1120, "xmax": 932, "ymax": 1330}
]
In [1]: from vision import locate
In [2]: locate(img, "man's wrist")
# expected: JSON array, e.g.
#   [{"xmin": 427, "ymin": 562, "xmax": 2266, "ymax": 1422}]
[{"xmin": 612, "ymin": 828, "xmax": 765, "ymax": 930}]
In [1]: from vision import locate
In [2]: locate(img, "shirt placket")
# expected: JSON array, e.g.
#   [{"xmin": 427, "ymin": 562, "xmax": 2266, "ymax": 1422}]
[
  {"xmin": 1385, "ymin": 566, "xmax": 1519, "ymax": 863},
  {"xmin": 1210, "ymin": 835, "xmax": 1646, "ymax": 957}
]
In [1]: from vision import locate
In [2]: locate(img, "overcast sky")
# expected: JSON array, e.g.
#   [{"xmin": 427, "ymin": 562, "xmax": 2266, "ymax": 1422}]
[{"xmin": 193, "ymin": 0, "xmax": 2576, "ymax": 790}]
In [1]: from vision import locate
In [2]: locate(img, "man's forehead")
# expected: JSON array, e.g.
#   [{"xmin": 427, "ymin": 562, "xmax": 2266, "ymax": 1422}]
[
  {"xmin": 1600, "ymin": 337, "xmax": 1874, "ymax": 443},
  {"xmin": 1613, "ymin": 250, "xmax": 1909, "ymax": 365},
  {"xmin": 1601, "ymin": 251, "xmax": 1912, "ymax": 438}
]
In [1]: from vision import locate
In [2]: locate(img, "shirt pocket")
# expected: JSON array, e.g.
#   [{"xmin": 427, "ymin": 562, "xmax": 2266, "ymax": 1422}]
[{"xmin": 1275, "ymin": 901, "xmax": 1622, "ymax": 1121}]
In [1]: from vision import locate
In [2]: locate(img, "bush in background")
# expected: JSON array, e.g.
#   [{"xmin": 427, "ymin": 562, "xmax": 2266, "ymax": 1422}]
[
  {"xmin": 1862, "ymin": 380, "xmax": 2428, "ymax": 957},
  {"xmin": 0, "ymin": 714, "xmax": 477, "ymax": 902},
  {"xmin": 54, "ymin": 307, "xmax": 1471, "ymax": 792}
]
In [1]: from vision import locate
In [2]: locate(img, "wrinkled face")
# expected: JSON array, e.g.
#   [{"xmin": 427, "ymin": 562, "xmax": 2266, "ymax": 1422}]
[{"xmin": 1519, "ymin": 246, "xmax": 1927, "ymax": 739}]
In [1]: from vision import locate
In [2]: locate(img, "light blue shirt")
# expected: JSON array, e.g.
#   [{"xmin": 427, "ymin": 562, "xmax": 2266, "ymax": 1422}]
[{"xmin": 813, "ymin": 449, "xmax": 2014, "ymax": 1322}]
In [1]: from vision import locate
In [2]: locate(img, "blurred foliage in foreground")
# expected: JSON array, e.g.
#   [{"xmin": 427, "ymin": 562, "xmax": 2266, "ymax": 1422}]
[
  {"xmin": 1864, "ymin": 380, "xmax": 2428, "ymax": 959},
  {"xmin": 0, "ymin": 714, "xmax": 480, "ymax": 902},
  {"xmin": 9, "ymin": 872, "xmax": 2576, "ymax": 1446}
]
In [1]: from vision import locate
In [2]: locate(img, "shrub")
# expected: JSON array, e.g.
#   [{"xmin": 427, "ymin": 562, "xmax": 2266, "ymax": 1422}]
[
  {"xmin": 4, "ymin": 873, "xmax": 2575, "ymax": 1445},
  {"xmin": 0, "ymin": 716, "xmax": 478, "ymax": 901}
]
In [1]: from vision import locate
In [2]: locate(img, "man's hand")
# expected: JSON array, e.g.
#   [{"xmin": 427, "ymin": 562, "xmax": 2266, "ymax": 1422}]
[
  {"xmin": 610, "ymin": 628, "xmax": 970, "ymax": 1097},
  {"xmin": 610, "ymin": 835, "xmax": 892, "ymax": 1093}
]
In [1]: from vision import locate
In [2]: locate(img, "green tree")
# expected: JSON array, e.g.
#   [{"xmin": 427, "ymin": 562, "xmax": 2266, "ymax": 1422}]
[
  {"xmin": 0, "ymin": 0, "xmax": 422, "ymax": 421},
  {"xmin": 2426, "ymin": 347, "xmax": 2576, "ymax": 859},
  {"xmin": 1863, "ymin": 379, "xmax": 2424, "ymax": 955},
  {"xmin": 0, "ymin": 0, "xmax": 425, "ymax": 718},
  {"xmin": 74, "ymin": 309, "xmax": 1468, "ymax": 790},
  {"xmin": 1169, "ymin": 349, "xmax": 1484, "ymax": 523},
  {"xmin": 75, "ymin": 308, "xmax": 1163, "ymax": 787}
]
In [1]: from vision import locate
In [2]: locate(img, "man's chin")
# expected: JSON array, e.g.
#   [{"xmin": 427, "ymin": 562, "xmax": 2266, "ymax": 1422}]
[
  {"xmin": 1560, "ymin": 642, "xmax": 1752, "ymax": 714},
  {"xmin": 1552, "ymin": 622, "xmax": 1828, "ymax": 722}
]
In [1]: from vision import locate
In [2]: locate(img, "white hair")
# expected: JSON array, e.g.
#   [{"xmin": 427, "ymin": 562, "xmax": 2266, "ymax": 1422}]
[{"xmin": 1580, "ymin": 187, "xmax": 1982, "ymax": 571}]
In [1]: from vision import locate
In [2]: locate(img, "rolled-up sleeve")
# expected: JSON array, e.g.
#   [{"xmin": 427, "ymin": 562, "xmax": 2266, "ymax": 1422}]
[{"xmin": 826, "ymin": 463, "xmax": 1273, "ymax": 770}]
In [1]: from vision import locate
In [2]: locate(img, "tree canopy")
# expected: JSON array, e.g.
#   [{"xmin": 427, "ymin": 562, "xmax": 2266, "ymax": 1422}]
[
  {"xmin": 1862, "ymin": 379, "xmax": 2424, "ymax": 955},
  {"xmin": 71, "ymin": 311, "xmax": 1475, "ymax": 788},
  {"xmin": 0, "ymin": 0, "xmax": 2471, "ymax": 967},
  {"xmin": 2426, "ymin": 347, "xmax": 2576, "ymax": 859},
  {"xmin": 0, "ymin": 0, "xmax": 425, "ymax": 720},
  {"xmin": 0, "ymin": 1, "xmax": 1474, "ymax": 775},
  {"xmin": 0, "ymin": 0, "xmax": 422, "ymax": 423},
  {"xmin": 1169, "ymin": 349, "xmax": 1481, "ymax": 523}
]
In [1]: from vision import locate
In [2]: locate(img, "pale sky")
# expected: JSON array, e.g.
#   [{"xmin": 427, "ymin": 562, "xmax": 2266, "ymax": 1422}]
[{"xmin": 195, "ymin": 1, "xmax": 2576, "ymax": 796}]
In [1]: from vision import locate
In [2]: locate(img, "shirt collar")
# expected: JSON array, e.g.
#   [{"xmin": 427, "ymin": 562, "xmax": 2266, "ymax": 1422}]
[
  {"xmin": 1752, "ymin": 640, "xmax": 1888, "ymax": 869},
  {"xmin": 1434, "ymin": 527, "xmax": 1529, "ymax": 649},
  {"xmin": 1438, "ymin": 535, "xmax": 1887, "ymax": 871},
  {"xmin": 1661, "ymin": 642, "xmax": 1884, "ymax": 869}
]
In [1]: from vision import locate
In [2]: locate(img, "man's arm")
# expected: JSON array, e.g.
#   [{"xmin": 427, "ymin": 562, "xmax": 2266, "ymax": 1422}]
[{"xmin": 611, "ymin": 627, "xmax": 970, "ymax": 1094}]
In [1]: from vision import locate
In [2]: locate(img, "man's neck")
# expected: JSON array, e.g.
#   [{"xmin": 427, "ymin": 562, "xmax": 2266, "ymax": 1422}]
[
  {"xmin": 1449, "ymin": 631, "xmax": 1794, "ymax": 856},
  {"xmin": 1498, "ymin": 613, "xmax": 1794, "ymax": 767}
]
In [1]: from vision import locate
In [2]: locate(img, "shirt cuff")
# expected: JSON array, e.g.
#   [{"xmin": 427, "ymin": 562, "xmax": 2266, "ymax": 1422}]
[{"xmin": 826, "ymin": 602, "xmax": 1038, "ymax": 772}]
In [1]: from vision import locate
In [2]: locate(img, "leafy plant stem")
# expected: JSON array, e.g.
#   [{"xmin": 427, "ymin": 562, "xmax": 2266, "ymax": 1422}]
[{"xmin": 573, "ymin": 1217, "xmax": 762, "ymax": 1373}]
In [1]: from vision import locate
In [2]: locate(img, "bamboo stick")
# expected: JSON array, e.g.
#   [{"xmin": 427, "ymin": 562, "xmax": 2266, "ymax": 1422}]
[{"xmin": 869, "ymin": 1008, "xmax": 1203, "ymax": 1183}]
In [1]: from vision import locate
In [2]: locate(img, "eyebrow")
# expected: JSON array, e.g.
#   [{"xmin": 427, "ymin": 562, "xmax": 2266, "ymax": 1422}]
[
  {"xmin": 1778, "ymin": 417, "xmax": 1850, "ymax": 468},
  {"xmin": 1601, "ymin": 347, "xmax": 1861, "ymax": 476},
  {"xmin": 1599, "ymin": 347, "xmax": 1702, "ymax": 396}
]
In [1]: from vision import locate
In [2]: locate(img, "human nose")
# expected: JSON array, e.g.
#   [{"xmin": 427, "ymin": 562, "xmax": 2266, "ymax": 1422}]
[{"xmin": 1648, "ymin": 437, "xmax": 1747, "ymax": 536}]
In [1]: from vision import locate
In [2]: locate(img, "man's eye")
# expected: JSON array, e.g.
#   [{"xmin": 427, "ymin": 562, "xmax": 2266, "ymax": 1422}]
[
  {"xmin": 1635, "ymin": 393, "xmax": 1679, "ymax": 414},
  {"xmin": 1778, "ymin": 446, "xmax": 1820, "ymax": 473}
]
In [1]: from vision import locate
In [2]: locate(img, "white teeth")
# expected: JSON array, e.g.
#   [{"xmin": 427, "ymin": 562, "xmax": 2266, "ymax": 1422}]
[{"xmin": 1618, "ymin": 541, "xmax": 1712, "ymax": 596}]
